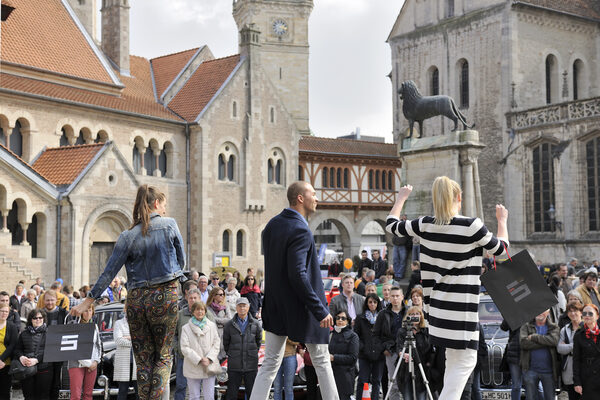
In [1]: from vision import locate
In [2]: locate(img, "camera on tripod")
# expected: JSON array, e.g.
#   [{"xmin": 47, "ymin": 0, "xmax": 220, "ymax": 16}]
[{"xmin": 402, "ymin": 315, "xmax": 420, "ymax": 330}]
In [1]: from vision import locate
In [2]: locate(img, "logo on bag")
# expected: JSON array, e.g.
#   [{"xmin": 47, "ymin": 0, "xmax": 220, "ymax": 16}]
[
  {"xmin": 60, "ymin": 334, "xmax": 79, "ymax": 351},
  {"xmin": 506, "ymin": 279, "xmax": 531, "ymax": 302}
]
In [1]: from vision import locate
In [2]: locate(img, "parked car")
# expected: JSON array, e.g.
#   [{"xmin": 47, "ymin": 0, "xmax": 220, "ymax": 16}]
[{"xmin": 322, "ymin": 277, "xmax": 341, "ymax": 305}]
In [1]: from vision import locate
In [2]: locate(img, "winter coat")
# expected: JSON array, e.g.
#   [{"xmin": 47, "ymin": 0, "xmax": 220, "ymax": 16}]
[
  {"xmin": 374, "ymin": 304, "xmax": 406, "ymax": 353},
  {"xmin": 557, "ymin": 322, "xmax": 581, "ymax": 385},
  {"xmin": 519, "ymin": 319, "xmax": 560, "ymax": 382},
  {"xmin": 225, "ymin": 288, "xmax": 240, "ymax": 315},
  {"xmin": 19, "ymin": 300, "xmax": 36, "ymax": 323},
  {"xmin": 576, "ymin": 285, "xmax": 600, "ymax": 309},
  {"xmin": 396, "ymin": 327, "xmax": 433, "ymax": 392},
  {"xmin": 180, "ymin": 319, "xmax": 221, "ymax": 379},
  {"xmin": 500, "ymin": 319, "xmax": 520, "ymax": 365},
  {"xmin": 222, "ymin": 314, "xmax": 262, "ymax": 372},
  {"xmin": 15, "ymin": 326, "xmax": 48, "ymax": 370},
  {"xmin": 206, "ymin": 305, "xmax": 232, "ymax": 360},
  {"xmin": 354, "ymin": 312, "xmax": 384, "ymax": 361},
  {"xmin": 329, "ymin": 326, "xmax": 359, "ymax": 396},
  {"xmin": 573, "ymin": 326, "xmax": 600, "ymax": 399},
  {"xmin": 113, "ymin": 318, "xmax": 136, "ymax": 382},
  {"xmin": 241, "ymin": 290, "xmax": 262, "ymax": 318}
]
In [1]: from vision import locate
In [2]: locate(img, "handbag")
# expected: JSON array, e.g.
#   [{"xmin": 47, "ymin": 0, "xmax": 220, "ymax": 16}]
[
  {"xmin": 8, "ymin": 358, "xmax": 37, "ymax": 381},
  {"xmin": 204, "ymin": 359, "xmax": 223, "ymax": 376}
]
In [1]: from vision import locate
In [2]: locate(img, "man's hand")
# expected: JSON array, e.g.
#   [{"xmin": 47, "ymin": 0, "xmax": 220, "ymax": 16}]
[{"xmin": 320, "ymin": 314, "xmax": 333, "ymax": 328}]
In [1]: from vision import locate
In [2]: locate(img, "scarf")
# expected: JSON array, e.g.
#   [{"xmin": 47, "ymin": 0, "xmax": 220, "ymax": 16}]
[
  {"xmin": 27, "ymin": 323, "xmax": 47, "ymax": 335},
  {"xmin": 240, "ymin": 285, "xmax": 261, "ymax": 295},
  {"xmin": 225, "ymin": 288, "xmax": 239, "ymax": 296},
  {"xmin": 210, "ymin": 301, "xmax": 226, "ymax": 313},
  {"xmin": 585, "ymin": 323, "xmax": 600, "ymax": 343},
  {"xmin": 191, "ymin": 316, "xmax": 207, "ymax": 330},
  {"xmin": 365, "ymin": 310, "xmax": 378, "ymax": 325}
]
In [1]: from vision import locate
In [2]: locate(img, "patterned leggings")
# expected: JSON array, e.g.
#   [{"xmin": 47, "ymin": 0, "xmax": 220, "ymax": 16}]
[{"xmin": 126, "ymin": 280, "xmax": 179, "ymax": 400}]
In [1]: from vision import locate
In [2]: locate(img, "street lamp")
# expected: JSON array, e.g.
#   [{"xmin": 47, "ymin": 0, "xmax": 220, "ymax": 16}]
[{"xmin": 547, "ymin": 204, "xmax": 562, "ymax": 231}]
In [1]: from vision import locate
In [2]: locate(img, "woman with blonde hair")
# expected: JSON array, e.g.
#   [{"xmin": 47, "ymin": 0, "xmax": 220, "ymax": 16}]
[{"xmin": 386, "ymin": 176, "xmax": 508, "ymax": 400}]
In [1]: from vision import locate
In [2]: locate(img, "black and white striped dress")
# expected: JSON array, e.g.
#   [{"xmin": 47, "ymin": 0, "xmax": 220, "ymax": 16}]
[{"xmin": 386, "ymin": 215, "xmax": 508, "ymax": 350}]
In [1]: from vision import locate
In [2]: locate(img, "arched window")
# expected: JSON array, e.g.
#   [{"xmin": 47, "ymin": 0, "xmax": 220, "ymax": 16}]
[
  {"xmin": 375, "ymin": 170, "xmax": 380, "ymax": 190},
  {"xmin": 236, "ymin": 230, "xmax": 244, "ymax": 257},
  {"xmin": 218, "ymin": 143, "xmax": 239, "ymax": 183},
  {"xmin": 298, "ymin": 165, "xmax": 304, "ymax": 181},
  {"xmin": 7, "ymin": 201, "xmax": 22, "ymax": 246},
  {"xmin": 0, "ymin": 126, "xmax": 5, "ymax": 147},
  {"xmin": 431, "ymin": 68, "xmax": 439, "ymax": 96},
  {"xmin": 532, "ymin": 142, "xmax": 556, "ymax": 232},
  {"xmin": 344, "ymin": 168, "xmax": 349, "ymax": 189},
  {"xmin": 132, "ymin": 146, "xmax": 141, "ymax": 174},
  {"xmin": 275, "ymin": 159, "xmax": 282, "ymax": 185},
  {"xmin": 336, "ymin": 168, "xmax": 342, "ymax": 188},
  {"xmin": 388, "ymin": 170, "xmax": 393, "ymax": 190},
  {"xmin": 267, "ymin": 159, "xmax": 274, "ymax": 183},
  {"xmin": 382, "ymin": 171, "xmax": 387, "ymax": 190},
  {"xmin": 545, "ymin": 54, "xmax": 558, "ymax": 104},
  {"xmin": 227, "ymin": 155, "xmax": 235, "ymax": 181},
  {"xmin": 322, "ymin": 167, "xmax": 328, "ymax": 188},
  {"xmin": 232, "ymin": 101, "xmax": 237, "ymax": 118},
  {"xmin": 329, "ymin": 167, "xmax": 335, "ymax": 188},
  {"xmin": 573, "ymin": 59, "xmax": 583, "ymax": 101},
  {"xmin": 10, "ymin": 121, "xmax": 22, "ymax": 157},
  {"xmin": 222, "ymin": 230, "xmax": 230, "ymax": 252},
  {"xmin": 158, "ymin": 147, "xmax": 167, "ymax": 177},
  {"xmin": 459, "ymin": 60, "xmax": 469, "ymax": 108},
  {"xmin": 144, "ymin": 147, "xmax": 155, "ymax": 175},
  {"xmin": 586, "ymin": 137, "xmax": 600, "ymax": 231},
  {"xmin": 60, "ymin": 127, "xmax": 70, "ymax": 146},
  {"xmin": 218, "ymin": 154, "xmax": 226, "ymax": 180},
  {"xmin": 75, "ymin": 129, "xmax": 85, "ymax": 145},
  {"xmin": 368, "ymin": 170, "xmax": 373, "ymax": 190}
]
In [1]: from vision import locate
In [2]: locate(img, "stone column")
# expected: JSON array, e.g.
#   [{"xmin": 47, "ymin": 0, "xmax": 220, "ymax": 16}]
[
  {"xmin": 460, "ymin": 150, "xmax": 481, "ymax": 219},
  {"xmin": 20, "ymin": 222, "xmax": 29, "ymax": 245},
  {"xmin": 153, "ymin": 149, "xmax": 160, "ymax": 177},
  {"xmin": 4, "ymin": 126, "xmax": 13, "ymax": 148},
  {"xmin": 1, "ymin": 209, "xmax": 8, "ymax": 232},
  {"xmin": 138, "ymin": 146, "xmax": 146, "ymax": 176}
]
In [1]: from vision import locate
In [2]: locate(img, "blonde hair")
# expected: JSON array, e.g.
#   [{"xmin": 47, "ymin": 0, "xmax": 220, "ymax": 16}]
[
  {"xmin": 405, "ymin": 306, "xmax": 427, "ymax": 329},
  {"xmin": 432, "ymin": 176, "xmax": 462, "ymax": 225}
]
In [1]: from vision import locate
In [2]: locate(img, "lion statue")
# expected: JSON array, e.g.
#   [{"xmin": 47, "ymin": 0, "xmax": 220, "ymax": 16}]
[{"xmin": 398, "ymin": 80, "xmax": 474, "ymax": 138}]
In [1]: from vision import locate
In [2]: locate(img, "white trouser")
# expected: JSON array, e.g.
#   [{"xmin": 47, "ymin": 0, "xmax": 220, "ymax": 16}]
[
  {"xmin": 249, "ymin": 331, "xmax": 340, "ymax": 400},
  {"xmin": 439, "ymin": 348, "xmax": 478, "ymax": 400},
  {"xmin": 187, "ymin": 376, "xmax": 215, "ymax": 400}
]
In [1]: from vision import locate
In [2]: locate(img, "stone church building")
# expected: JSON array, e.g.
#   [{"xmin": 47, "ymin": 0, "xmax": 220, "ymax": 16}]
[
  {"xmin": 0, "ymin": 0, "xmax": 314, "ymax": 290},
  {"xmin": 388, "ymin": 0, "xmax": 600, "ymax": 262}
]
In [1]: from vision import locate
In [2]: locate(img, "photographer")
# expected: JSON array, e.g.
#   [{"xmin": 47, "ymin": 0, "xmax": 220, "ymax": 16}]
[{"xmin": 396, "ymin": 306, "xmax": 432, "ymax": 400}]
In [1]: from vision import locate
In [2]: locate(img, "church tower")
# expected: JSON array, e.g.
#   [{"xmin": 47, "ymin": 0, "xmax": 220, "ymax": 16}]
[{"xmin": 233, "ymin": 0, "xmax": 313, "ymax": 135}]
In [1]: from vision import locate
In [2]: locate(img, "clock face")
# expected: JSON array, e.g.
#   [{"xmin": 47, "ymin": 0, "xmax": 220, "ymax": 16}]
[{"xmin": 272, "ymin": 19, "xmax": 288, "ymax": 36}]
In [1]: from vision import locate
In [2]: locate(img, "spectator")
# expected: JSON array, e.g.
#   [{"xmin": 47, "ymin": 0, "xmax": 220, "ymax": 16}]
[
  {"xmin": 568, "ymin": 258, "xmax": 578, "ymax": 276},
  {"xmin": 557, "ymin": 301, "xmax": 583, "ymax": 400},
  {"xmin": 328, "ymin": 259, "xmax": 342, "ymax": 277},
  {"xmin": 233, "ymin": 271, "xmax": 243, "ymax": 292},
  {"xmin": 101, "ymin": 277, "xmax": 127, "ymax": 302},
  {"xmin": 209, "ymin": 273, "xmax": 221, "ymax": 291},
  {"xmin": 174, "ymin": 288, "xmax": 202, "ymax": 400},
  {"xmin": 549, "ymin": 274, "xmax": 566, "ymax": 324},
  {"xmin": 78, "ymin": 286, "xmax": 90, "ymax": 299},
  {"xmin": 180, "ymin": 301, "xmax": 221, "ymax": 400},
  {"xmin": 373, "ymin": 250, "xmax": 388, "ymax": 280},
  {"xmin": 396, "ymin": 306, "xmax": 432, "ymax": 400},
  {"xmin": 375, "ymin": 286, "xmax": 406, "ymax": 400},
  {"xmin": 411, "ymin": 236, "xmax": 420, "ymax": 263},
  {"xmin": 520, "ymin": 310, "xmax": 559, "ymax": 400},
  {"xmin": 37, "ymin": 281, "xmax": 70, "ymax": 311},
  {"xmin": 179, "ymin": 280, "xmax": 198, "ymax": 310},
  {"xmin": 573, "ymin": 304, "xmax": 600, "ymax": 398},
  {"xmin": 190, "ymin": 270, "xmax": 200, "ymax": 282},
  {"xmin": 576, "ymin": 272, "xmax": 600, "ymax": 309},
  {"xmin": 355, "ymin": 293, "xmax": 385, "ymax": 400},
  {"xmin": 219, "ymin": 273, "xmax": 232, "ymax": 290},
  {"xmin": 31, "ymin": 277, "xmax": 44, "ymax": 291},
  {"xmin": 272, "ymin": 339, "xmax": 299, "ymax": 400},
  {"xmin": 9, "ymin": 283, "xmax": 25, "ymax": 315},
  {"xmin": 381, "ymin": 283, "xmax": 392, "ymax": 309},
  {"xmin": 240, "ymin": 275, "xmax": 262, "ymax": 319},
  {"xmin": 357, "ymin": 269, "xmax": 375, "ymax": 296},
  {"xmin": 198, "ymin": 276, "xmax": 210, "ymax": 304},
  {"xmin": 329, "ymin": 310, "xmax": 359, "ymax": 400},
  {"xmin": 206, "ymin": 286, "xmax": 232, "ymax": 360},
  {"xmin": 0, "ymin": 303, "xmax": 18, "ymax": 399},
  {"xmin": 225, "ymin": 278, "xmax": 240, "ymax": 315},
  {"xmin": 557, "ymin": 264, "xmax": 573, "ymax": 295},
  {"xmin": 0, "ymin": 292, "xmax": 20, "ymax": 329},
  {"xmin": 357, "ymin": 250, "xmax": 373, "ymax": 280},
  {"xmin": 409, "ymin": 287, "xmax": 424, "ymax": 311},
  {"xmin": 365, "ymin": 282, "xmax": 378, "ymax": 297},
  {"xmin": 392, "ymin": 214, "xmax": 410, "ymax": 281},
  {"xmin": 67, "ymin": 303, "xmax": 101, "ymax": 400},
  {"xmin": 114, "ymin": 307, "xmax": 137, "ymax": 400},
  {"xmin": 43, "ymin": 290, "xmax": 68, "ymax": 326},
  {"xmin": 222, "ymin": 297, "xmax": 262, "ymax": 400},
  {"xmin": 32, "ymin": 285, "xmax": 42, "ymax": 300},
  {"xmin": 20, "ymin": 290, "xmax": 37, "ymax": 325},
  {"xmin": 406, "ymin": 261, "xmax": 422, "ymax": 296},
  {"xmin": 377, "ymin": 275, "xmax": 390, "ymax": 298},
  {"xmin": 15, "ymin": 309, "xmax": 51, "ymax": 400},
  {"xmin": 500, "ymin": 319, "xmax": 522, "ymax": 400},
  {"xmin": 560, "ymin": 291, "xmax": 585, "ymax": 328},
  {"xmin": 329, "ymin": 275, "xmax": 365, "ymax": 322}
]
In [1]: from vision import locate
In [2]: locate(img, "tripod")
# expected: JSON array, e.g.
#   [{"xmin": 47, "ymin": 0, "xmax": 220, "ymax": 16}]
[{"xmin": 385, "ymin": 324, "xmax": 434, "ymax": 400}]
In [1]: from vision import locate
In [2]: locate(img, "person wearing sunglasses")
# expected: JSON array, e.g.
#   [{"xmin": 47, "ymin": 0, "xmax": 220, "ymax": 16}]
[
  {"xmin": 240, "ymin": 275, "xmax": 262, "ymax": 320},
  {"xmin": 573, "ymin": 304, "xmax": 600, "ymax": 398},
  {"xmin": 329, "ymin": 311, "xmax": 359, "ymax": 400},
  {"xmin": 14, "ymin": 309, "xmax": 51, "ymax": 400},
  {"xmin": 206, "ymin": 287, "xmax": 232, "ymax": 360}
]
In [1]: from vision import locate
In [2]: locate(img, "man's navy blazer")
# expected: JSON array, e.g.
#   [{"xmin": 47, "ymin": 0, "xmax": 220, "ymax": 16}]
[{"xmin": 262, "ymin": 208, "xmax": 330, "ymax": 344}]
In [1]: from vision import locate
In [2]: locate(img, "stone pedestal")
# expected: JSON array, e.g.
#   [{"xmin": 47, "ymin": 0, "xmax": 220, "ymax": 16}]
[{"xmin": 398, "ymin": 130, "xmax": 485, "ymax": 221}]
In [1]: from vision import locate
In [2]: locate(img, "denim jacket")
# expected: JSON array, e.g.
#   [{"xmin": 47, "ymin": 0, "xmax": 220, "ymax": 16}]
[{"xmin": 89, "ymin": 213, "xmax": 186, "ymax": 299}]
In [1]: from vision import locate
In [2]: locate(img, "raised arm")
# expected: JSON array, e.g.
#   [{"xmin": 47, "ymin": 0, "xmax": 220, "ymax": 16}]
[{"xmin": 389, "ymin": 185, "xmax": 413, "ymax": 219}]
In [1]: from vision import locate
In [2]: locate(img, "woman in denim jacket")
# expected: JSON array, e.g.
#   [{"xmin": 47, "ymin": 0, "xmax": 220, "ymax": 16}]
[{"xmin": 71, "ymin": 185, "xmax": 186, "ymax": 400}]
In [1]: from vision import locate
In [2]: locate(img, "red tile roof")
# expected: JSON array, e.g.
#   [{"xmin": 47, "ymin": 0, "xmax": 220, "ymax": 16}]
[
  {"xmin": 0, "ymin": 142, "xmax": 52, "ymax": 182},
  {"xmin": 32, "ymin": 143, "xmax": 105, "ymax": 186},
  {"xmin": 299, "ymin": 136, "xmax": 398, "ymax": 158},
  {"xmin": 517, "ymin": 0, "xmax": 600, "ymax": 21},
  {"xmin": 1, "ymin": 0, "xmax": 115, "ymax": 84},
  {"xmin": 151, "ymin": 48, "xmax": 200, "ymax": 98},
  {"xmin": 167, "ymin": 55, "xmax": 241, "ymax": 122}
]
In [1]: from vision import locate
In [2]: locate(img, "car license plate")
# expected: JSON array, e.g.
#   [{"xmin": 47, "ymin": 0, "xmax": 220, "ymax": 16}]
[{"xmin": 482, "ymin": 391, "xmax": 511, "ymax": 400}]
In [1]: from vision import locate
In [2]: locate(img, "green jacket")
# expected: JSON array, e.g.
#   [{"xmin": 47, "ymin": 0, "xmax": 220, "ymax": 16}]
[{"xmin": 519, "ymin": 319, "xmax": 560, "ymax": 382}]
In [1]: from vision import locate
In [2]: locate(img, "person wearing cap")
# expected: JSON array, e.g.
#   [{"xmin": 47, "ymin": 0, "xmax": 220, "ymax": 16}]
[
  {"xmin": 576, "ymin": 271, "xmax": 600, "ymax": 309},
  {"xmin": 222, "ymin": 297, "xmax": 263, "ymax": 399}
]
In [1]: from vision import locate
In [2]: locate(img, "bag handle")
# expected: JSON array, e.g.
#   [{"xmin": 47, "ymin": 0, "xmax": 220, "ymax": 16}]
[{"xmin": 492, "ymin": 241, "xmax": 511, "ymax": 270}]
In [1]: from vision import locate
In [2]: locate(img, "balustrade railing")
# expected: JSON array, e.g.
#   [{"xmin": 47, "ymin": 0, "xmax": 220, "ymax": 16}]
[{"xmin": 507, "ymin": 97, "xmax": 600, "ymax": 130}]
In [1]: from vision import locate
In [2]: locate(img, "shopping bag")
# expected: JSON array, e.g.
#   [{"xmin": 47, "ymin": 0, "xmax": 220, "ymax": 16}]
[
  {"xmin": 480, "ymin": 249, "xmax": 557, "ymax": 331},
  {"xmin": 43, "ymin": 323, "xmax": 96, "ymax": 362}
]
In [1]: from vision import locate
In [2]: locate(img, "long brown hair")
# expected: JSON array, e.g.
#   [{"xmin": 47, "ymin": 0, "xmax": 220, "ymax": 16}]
[{"xmin": 130, "ymin": 184, "xmax": 166, "ymax": 236}]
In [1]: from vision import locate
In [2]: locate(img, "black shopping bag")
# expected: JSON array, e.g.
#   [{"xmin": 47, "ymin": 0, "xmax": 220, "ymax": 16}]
[
  {"xmin": 481, "ymin": 249, "xmax": 557, "ymax": 331},
  {"xmin": 44, "ymin": 323, "xmax": 95, "ymax": 362}
]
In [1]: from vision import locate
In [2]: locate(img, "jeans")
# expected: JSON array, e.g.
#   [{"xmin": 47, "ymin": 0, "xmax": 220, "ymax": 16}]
[
  {"xmin": 523, "ymin": 370, "xmax": 554, "ymax": 400},
  {"xmin": 412, "ymin": 244, "xmax": 420, "ymax": 262},
  {"xmin": 471, "ymin": 367, "xmax": 481, "ymax": 400},
  {"xmin": 402, "ymin": 379, "xmax": 426, "ymax": 400},
  {"xmin": 356, "ymin": 358, "xmax": 384, "ymax": 400},
  {"xmin": 508, "ymin": 362, "xmax": 523, "ymax": 400},
  {"xmin": 440, "ymin": 348, "xmax": 478, "ymax": 400},
  {"xmin": 174, "ymin": 356, "xmax": 187, "ymax": 400},
  {"xmin": 393, "ymin": 246, "xmax": 408, "ymax": 280},
  {"xmin": 249, "ymin": 331, "xmax": 339, "ymax": 400},
  {"xmin": 273, "ymin": 355, "xmax": 297, "ymax": 400}
]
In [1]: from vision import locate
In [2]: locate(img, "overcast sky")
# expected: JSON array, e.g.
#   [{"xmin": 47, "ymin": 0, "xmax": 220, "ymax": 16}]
[{"xmin": 124, "ymin": 0, "xmax": 403, "ymax": 142}]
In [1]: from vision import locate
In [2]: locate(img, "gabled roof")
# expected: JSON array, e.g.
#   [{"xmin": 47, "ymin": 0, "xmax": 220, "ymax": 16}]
[
  {"xmin": 1, "ymin": 0, "xmax": 119, "ymax": 85},
  {"xmin": 515, "ymin": 0, "xmax": 600, "ymax": 21},
  {"xmin": 299, "ymin": 136, "xmax": 398, "ymax": 158},
  {"xmin": 151, "ymin": 48, "xmax": 201, "ymax": 99},
  {"xmin": 32, "ymin": 143, "xmax": 105, "ymax": 186},
  {"xmin": 167, "ymin": 54, "xmax": 242, "ymax": 122},
  {"xmin": 0, "ymin": 143, "xmax": 58, "ymax": 197}
]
